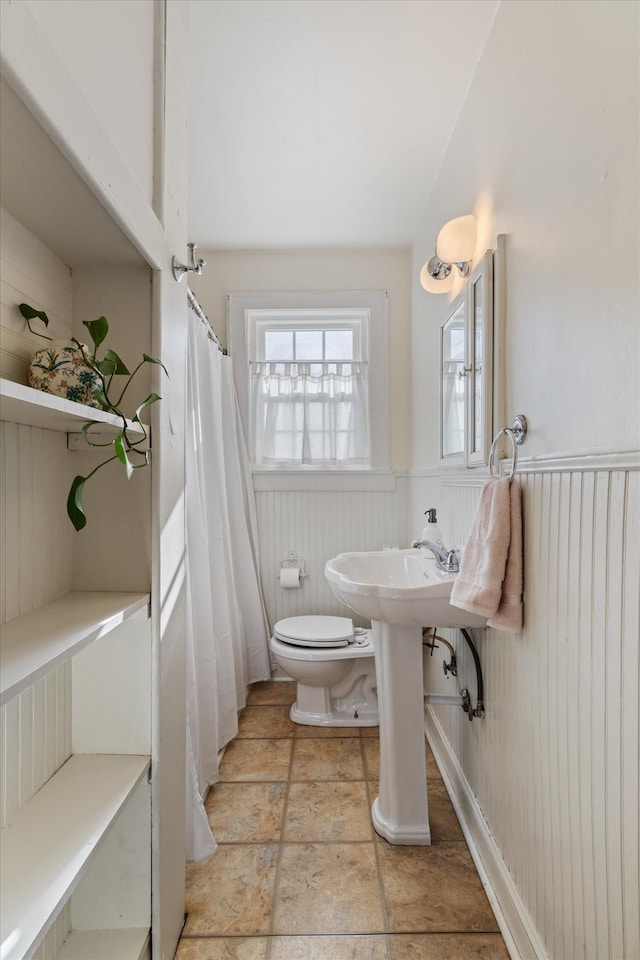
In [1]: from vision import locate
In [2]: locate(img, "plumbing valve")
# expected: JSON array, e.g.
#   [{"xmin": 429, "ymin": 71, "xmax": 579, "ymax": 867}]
[
  {"xmin": 461, "ymin": 688, "xmax": 473, "ymax": 720},
  {"xmin": 461, "ymin": 688, "xmax": 484, "ymax": 721},
  {"xmin": 442, "ymin": 654, "xmax": 457, "ymax": 678}
]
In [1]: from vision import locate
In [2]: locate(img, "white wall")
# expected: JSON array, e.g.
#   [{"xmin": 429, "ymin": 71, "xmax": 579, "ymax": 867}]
[
  {"xmin": 410, "ymin": 3, "xmax": 640, "ymax": 959},
  {"xmin": 412, "ymin": 0, "xmax": 639, "ymax": 471},
  {"xmin": 25, "ymin": 0, "xmax": 157, "ymax": 206},
  {"xmin": 0, "ymin": 209, "xmax": 73, "ymax": 381},
  {"xmin": 71, "ymin": 266, "xmax": 153, "ymax": 593},
  {"xmin": 190, "ymin": 247, "xmax": 412, "ymax": 471}
]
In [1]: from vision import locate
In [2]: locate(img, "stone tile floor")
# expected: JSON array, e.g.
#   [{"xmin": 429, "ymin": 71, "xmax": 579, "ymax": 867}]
[{"xmin": 177, "ymin": 681, "xmax": 510, "ymax": 960}]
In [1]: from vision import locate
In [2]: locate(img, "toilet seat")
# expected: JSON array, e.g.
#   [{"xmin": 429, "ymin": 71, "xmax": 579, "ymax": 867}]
[{"xmin": 274, "ymin": 615, "xmax": 355, "ymax": 649}]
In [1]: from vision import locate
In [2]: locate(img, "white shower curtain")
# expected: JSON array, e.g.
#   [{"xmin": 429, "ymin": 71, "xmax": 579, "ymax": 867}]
[{"xmin": 185, "ymin": 313, "xmax": 272, "ymax": 861}]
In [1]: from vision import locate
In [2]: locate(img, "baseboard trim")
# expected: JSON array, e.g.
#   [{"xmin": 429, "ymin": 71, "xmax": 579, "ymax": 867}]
[{"xmin": 425, "ymin": 706, "xmax": 549, "ymax": 960}]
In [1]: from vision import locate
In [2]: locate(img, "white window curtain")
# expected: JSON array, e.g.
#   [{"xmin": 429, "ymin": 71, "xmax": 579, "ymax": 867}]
[
  {"xmin": 250, "ymin": 361, "xmax": 369, "ymax": 466},
  {"xmin": 185, "ymin": 313, "xmax": 272, "ymax": 861}
]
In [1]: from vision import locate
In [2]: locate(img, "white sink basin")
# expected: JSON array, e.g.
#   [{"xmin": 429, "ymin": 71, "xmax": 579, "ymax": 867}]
[{"xmin": 324, "ymin": 548, "xmax": 487, "ymax": 628}]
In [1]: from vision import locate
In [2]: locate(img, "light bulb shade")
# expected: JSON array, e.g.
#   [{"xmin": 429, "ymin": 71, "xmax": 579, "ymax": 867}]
[
  {"xmin": 420, "ymin": 260, "xmax": 454, "ymax": 293},
  {"xmin": 435, "ymin": 214, "xmax": 476, "ymax": 265}
]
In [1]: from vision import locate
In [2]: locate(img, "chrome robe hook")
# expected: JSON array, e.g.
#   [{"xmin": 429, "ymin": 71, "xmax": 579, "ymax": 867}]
[{"xmin": 172, "ymin": 243, "xmax": 206, "ymax": 282}]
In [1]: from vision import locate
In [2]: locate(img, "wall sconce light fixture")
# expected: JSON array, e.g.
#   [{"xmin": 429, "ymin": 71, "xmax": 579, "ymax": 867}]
[{"xmin": 420, "ymin": 214, "xmax": 477, "ymax": 293}]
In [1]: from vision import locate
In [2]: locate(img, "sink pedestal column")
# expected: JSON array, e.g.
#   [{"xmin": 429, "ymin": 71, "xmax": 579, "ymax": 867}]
[{"xmin": 370, "ymin": 621, "xmax": 431, "ymax": 845}]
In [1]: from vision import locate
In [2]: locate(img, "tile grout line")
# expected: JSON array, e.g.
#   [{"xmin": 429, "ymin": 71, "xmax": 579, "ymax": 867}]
[
  {"xmin": 182, "ymin": 682, "xmax": 510, "ymax": 957},
  {"xmin": 233, "ymin": 692, "xmax": 297, "ymax": 960},
  {"xmin": 264, "ymin": 724, "xmax": 296, "ymax": 959},
  {"xmin": 361, "ymin": 731, "xmax": 394, "ymax": 960}
]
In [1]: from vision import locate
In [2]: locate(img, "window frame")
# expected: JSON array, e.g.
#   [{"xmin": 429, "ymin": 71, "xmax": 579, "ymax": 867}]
[
  {"xmin": 228, "ymin": 291, "xmax": 389, "ymax": 480},
  {"xmin": 248, "ymin": 309, "xmax": 368, "ymax": 365}
]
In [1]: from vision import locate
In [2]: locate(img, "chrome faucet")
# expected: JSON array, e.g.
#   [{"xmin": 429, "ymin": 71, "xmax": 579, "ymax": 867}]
[{"xmin": 410, "ymin": 538, "xmax": 460, "ymax": 573}]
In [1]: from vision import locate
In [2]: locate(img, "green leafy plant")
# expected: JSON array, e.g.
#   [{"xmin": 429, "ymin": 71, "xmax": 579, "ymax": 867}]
[{"xmin": 19, "ymin": 303, "xmax": 167, "ymax": 531}]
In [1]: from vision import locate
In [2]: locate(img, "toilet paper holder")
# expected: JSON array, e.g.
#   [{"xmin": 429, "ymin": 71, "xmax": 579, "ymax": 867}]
[{"xmin": 278, "ymin": 552, "xmax": 307, "ymax": 579}]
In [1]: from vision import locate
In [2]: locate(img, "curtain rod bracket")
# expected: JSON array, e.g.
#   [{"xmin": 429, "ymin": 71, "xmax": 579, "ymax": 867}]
[{"xmin": 173, "ymin": 243, "xmax": 206, "ymax": 282}]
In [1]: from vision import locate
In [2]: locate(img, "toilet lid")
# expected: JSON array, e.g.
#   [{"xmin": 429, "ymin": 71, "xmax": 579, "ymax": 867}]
[{"xmin": 274, "ymin": 615, "xmax": 354, "ymax": 648}]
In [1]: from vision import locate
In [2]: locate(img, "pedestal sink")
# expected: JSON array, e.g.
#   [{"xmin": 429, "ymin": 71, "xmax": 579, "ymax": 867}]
[{"xmin": 325, "ymin": 548, "xmax": 486, "ymax": 845}]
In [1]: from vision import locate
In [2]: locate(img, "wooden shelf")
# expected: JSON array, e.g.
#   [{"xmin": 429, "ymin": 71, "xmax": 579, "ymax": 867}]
[
  {"xmin": 0, "ymin": 378, "xmax": 146, "ymax": 437},
  {"xmin": 56, "ymin": 928, "xmax": 150, "ymax": 960},
  {"xmin": 0, "ymin": 591, "xmax": 150, "ymax": 706},
  {"xmin": 0, "ymin": 754, "xmax": 150, "ymax": 960}
]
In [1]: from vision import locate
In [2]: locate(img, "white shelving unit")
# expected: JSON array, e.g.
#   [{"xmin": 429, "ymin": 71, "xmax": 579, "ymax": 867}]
[
  {"xmin": 0, "ymin": 384, "xmax": 153, "ymax": 960},
  {"xmin": 0, "ymin": 379, "xmax": 146, "ymax": 438},
  {"xmin": 56, "ymin": 930, "xmax": 150, "ymax": 960},
  {"xmin": 1, "ymin": 755, "xmax": 150, "ymax": 960},
  {"xmin": 0, "ymin": 591, "xmax": 149, "ymax": 706},
  {"xmin": 1, "ymin": 4, "xmax": 189, "ymax": 955}
]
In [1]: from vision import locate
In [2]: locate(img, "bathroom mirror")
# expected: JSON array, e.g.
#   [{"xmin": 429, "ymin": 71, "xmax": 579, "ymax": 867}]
[
  {"xmin": 440, "ymin": 248, "xmax": 494, "ymax": 467},
  {"xmin": 440, "ymin": 294, "xmax": 467, "ymax": 462}
]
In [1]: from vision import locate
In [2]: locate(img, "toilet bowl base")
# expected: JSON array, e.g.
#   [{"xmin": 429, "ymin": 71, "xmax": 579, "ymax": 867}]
[{"xmin": 290, "ymin": 700, "xmax": 379, "ymax": 727}]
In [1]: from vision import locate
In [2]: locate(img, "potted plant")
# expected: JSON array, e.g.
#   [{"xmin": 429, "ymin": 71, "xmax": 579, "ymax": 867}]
[{"xmin": 19, "ymin": 303, "xmax": 167, "ymax": 530}]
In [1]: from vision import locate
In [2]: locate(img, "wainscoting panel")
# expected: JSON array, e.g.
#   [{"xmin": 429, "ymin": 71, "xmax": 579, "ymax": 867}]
[
  {"xmin": 0, "ymin": 663, "xmax": 71, "ymax": 829},
  {"xmin": 0, "ymin": 421, "xmax": 73, "ymax": 623},
  {"xmin": 0, "ymin": 421, "xmax": 73, "ymax": 832},
  {"xmin": 255, "ymin": 482, "xmax": 407, "ymax": 630},
  {"xmin": 420, "ymin": 463, "xmax": 639, "ymax": 960}
]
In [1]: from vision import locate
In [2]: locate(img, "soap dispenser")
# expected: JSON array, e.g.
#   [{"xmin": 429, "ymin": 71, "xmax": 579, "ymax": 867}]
[{"xmin": 422, "ymin": 508, "xmax": 444, "ymax": 547}]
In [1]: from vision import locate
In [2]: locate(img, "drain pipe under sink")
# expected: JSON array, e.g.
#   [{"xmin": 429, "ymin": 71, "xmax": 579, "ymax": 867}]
[{"xmin": 423, "ymin": 627, "xmax": 485, "ymax": 722}]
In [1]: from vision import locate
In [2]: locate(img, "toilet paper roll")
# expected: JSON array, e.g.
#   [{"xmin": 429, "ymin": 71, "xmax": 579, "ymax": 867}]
[{"xmin": 279, "ymin": 567, "xmax": 301, "ymax": 589}]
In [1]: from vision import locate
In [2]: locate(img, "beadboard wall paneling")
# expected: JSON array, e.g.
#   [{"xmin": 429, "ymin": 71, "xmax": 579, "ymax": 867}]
[
  {"xmin": 0, "ymin": 208, "xmax": 73, "ymax": 383},
  {"xmin": 0, "ymin": 662, "xmax": 71, "ymax": 829},
  {"xmin": 32, "ymin": 905, "xmax": 71, "ymax": 960},
  {"xmin": 0, "ymin": 421, "xmax": 73, "ymax": 831},
  {"xmin": 255, "ymin": 483, "xmax": 407, "ymax": 630},
  {"xmin": 420, "ymin": 465, "xmax": 640, "ymax": 960},
  {"xmin": 0, "ymin": 421, "xmax": 73, "ymax": 623}
]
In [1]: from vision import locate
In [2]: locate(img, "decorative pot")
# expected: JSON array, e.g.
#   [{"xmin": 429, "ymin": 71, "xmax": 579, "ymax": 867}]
[{"xmin": 28, "ymin": 340, "xmax": 100, "ymax": 406}]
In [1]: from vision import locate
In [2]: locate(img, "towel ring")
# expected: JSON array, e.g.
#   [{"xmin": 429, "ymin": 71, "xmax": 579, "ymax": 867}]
[
  {"xmin": 489, "ymin": 415, "xmax": 528, "ymax": 480},
  {"xmin": 489, "ymin": 429, "xmax": 517, "ymax": 479}
]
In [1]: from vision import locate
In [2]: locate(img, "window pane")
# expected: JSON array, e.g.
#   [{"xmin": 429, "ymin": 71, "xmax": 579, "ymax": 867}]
[
  {"xmin": 442, "ymin": 303, "xmax": 465, "ymax": 458},
  {"xmin": 448, "ymin": 328, "xmax": 465, "ymax": 362},
  {"xmin": 294, "ymin": 329, "xmax": 323, "ymax": 360},
  {"xmin": 325, "ymin": 329, "xmax": 353, "ymax": 360},
  {"xmin": 473, "ymin": 276, "xmax": 484, "ymax": 453},
  {"xmin": 265, "ymin": 330, "xmax": 293, "ymax": 360}
]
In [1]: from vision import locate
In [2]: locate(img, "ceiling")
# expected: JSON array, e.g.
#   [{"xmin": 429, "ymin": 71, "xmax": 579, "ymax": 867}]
[{"xmin": 188, "ymin": 0, "xmax": 499, "ymax": 250}]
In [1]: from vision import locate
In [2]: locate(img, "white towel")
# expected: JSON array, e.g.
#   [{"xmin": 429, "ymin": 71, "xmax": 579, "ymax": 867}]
[{"xmin": 450, "ymin": 476, "xmax": 523, "ymax": 632}]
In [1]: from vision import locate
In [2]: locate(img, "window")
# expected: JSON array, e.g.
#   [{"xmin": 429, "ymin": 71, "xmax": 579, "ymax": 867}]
[
  {"xmin": 228, "ymin": 292, "xmax": 389, "ymax": 476},
  {"xmin": 248, "ymin": 309, "xmax": 369, "ymax": 467}
]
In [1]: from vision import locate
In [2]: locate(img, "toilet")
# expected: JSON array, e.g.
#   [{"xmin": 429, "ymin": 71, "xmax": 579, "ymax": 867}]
[{"xmin": 269, "ymin": 615, "xmax": 378, "ymax": 727}]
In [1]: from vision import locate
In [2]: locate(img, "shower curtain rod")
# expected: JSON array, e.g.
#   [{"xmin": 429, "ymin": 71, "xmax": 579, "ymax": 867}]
[{"xmin": 187, "ymin": 287, "xmax": 226, "ymax": 354}]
